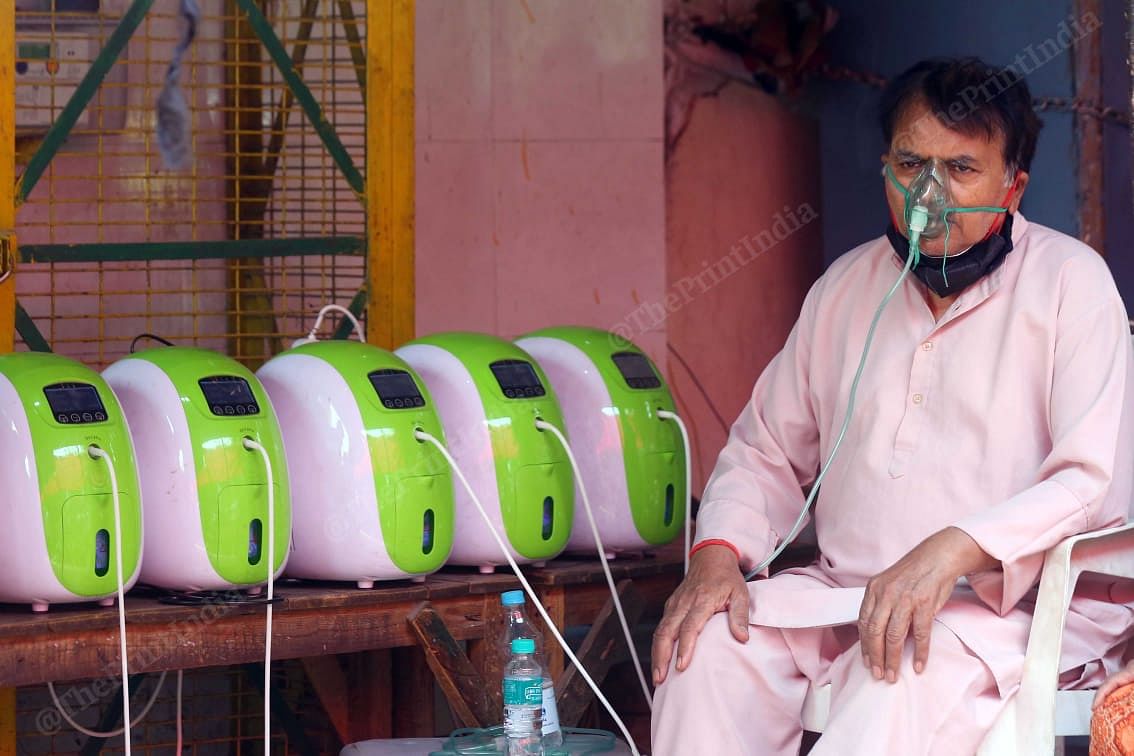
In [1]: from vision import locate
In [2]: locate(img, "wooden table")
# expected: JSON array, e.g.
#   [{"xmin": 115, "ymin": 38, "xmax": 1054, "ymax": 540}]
[{"xmin": 0, "ymin": 547, "xmax": 684, "ymax": 746}]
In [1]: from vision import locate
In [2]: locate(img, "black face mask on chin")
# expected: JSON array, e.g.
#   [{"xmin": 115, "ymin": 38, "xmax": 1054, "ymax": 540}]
[{"xmin": 886, "ymin": 214, "xmax": 1015, "ymax": 298}]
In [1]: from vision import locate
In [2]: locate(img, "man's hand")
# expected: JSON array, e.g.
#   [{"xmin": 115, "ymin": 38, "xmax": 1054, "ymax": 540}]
[
  {"xmin": 1093, "ymin": 661, "xmax": 1134, "ymax": 709},
  {"xmin": 651, "ymin": 545, "xmax": 750, "ymax": 686},
  {"xmin": 859, "ymin": 527, "xmax": 996, "ymax": 683}
]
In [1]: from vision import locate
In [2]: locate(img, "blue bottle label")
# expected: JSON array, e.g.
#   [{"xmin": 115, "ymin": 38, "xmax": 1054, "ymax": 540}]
[{"xmin": 503, "ymin": 676, "xmax": 542, "ymax": 706}]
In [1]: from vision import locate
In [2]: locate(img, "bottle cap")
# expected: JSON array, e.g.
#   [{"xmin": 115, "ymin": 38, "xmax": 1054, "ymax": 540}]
[
  {"xmin": 511, "ymin": 638, "xmax": 536, "ymax": 654},
  {"xmin": 501, "ymin": 590, "xmax": 526, "ymax": 606}
]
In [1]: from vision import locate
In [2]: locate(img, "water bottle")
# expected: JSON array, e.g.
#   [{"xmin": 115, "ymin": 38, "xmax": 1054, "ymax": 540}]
[
  {"xmin": 504, "ymin": 637, "xmax": 544, "ymax": 755},
  {"xmin": 500, "ymin": 590, "xmax": 563, "ymax": 748}
]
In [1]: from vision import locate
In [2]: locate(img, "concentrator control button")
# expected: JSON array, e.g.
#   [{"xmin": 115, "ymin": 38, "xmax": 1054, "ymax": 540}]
[
  {"xmin": 504, "ymin": 389, "xmax": 515, "ymax": 398},
  {"xmin": 383, "ymin": 400, "xmax": 394, "ymax": 408},
  {"xmin": 236, "ymin": 405, "xmax": 247, "ymax": 415},
  {"xmin": 394, "ymin": 398, "xmax": 405, "ymax": 408},
  {"xmin": 81, "ymin": 412, "xmax": 93, "ymax": 422},
  {"xmin": 57, "ymin": 413, "xmax": 68, "ymax": 423},
  {"xmin": 922, "ymin": 342, "xmax": 934, "ymax": 351},
  {"xmin": 70, "ymin": 413, "xmax": 81, "ymax": 423},
  {"xmin": 912, "ymin": 393, "xmax": 923, "ymax": 405},
  {"xmin": 224, "ymin": 406, "xmax": 235, "ymax": 415},
  {"xmin": 212, "ymin": 405, "xmax": 223, "ymax": 415},
  {"xmin": 94, "ymin": 411, "xmax": 106, "ymax": 421},
  {"xmin": 247, "ymin": 404, "xmax": 258, "ymax": 414},
  {"xmin": 414, "ymin": 397, "xmax": 425, "ymax": 407}
]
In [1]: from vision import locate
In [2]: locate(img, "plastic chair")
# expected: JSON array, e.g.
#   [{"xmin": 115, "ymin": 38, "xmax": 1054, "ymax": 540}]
[{"xmin": 797, "ymin": 522, "xmax": 1134, "ymax": 754}]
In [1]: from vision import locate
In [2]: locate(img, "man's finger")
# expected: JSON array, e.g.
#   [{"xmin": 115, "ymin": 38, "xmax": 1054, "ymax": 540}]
[
  {"xmin": 883, "ymin": 602, "xmax": 912, "ymax": 683},
  {"xmin": 651, "ymin": 604, "xmax": 688, "ymax": 686},
  {"xmin": 858, "ymin": 589, "xmax": 876, "ymax": 667},
  {"xmin": 726, "ymin": 585, "xmax": 751, "ymax": 643},
  {"xmin": 910, "ymin": 605, "xmax": 934, "ymax": 676},
  {"xmin": 859, "ymin": 599, "xmax": 891, "ymax": 680},
  {"xmin": 674, "ymin": 599, "xmax": 719, "ymax": 672}
]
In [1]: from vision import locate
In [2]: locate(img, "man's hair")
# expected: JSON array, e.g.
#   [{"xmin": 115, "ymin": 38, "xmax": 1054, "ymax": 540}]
[{"xmin": 879, "ymin": 57, "xmax": 1042, "ymax": 173}]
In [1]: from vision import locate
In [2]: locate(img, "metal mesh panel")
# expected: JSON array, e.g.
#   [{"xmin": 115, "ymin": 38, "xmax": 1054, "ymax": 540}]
[
  {"xmin": 16, "ymin": 662, "xmax": 340, "ymax": 754},
  {"xmin": 14, "ymin": 0, "xmax": 367, "ymax": 368}
]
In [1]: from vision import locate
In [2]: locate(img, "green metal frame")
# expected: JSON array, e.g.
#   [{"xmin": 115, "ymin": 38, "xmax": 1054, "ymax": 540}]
[
  {"xmin": 235, "ymin": 0, "xmax": 365, "ymax": 198},
  {"xmin": 20, "ymin": 236, "xmax": 364, "ymax": 264},
  {"xmin": 332, "ymin": 287, "xmax": 368, "ymax": 340},
  {"xmin": 16, "ymin": 0, "xmax": 156, "ymax": 206},
  {"xmin": 14, "ymin": 301, "xmax": 50, "ymax": 353},
  {"xmin": 13, "ymin": 1, "xmax": 371, "ymax": 354}
]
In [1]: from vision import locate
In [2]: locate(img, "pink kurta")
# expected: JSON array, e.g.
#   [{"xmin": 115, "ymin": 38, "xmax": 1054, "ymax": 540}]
[{"xmin": 668, "ymin": 214, "xmax": 1134, "ymax": 748}]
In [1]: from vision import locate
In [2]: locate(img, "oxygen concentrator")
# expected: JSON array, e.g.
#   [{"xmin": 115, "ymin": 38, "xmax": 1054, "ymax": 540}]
[
  {"xmin": 516, "ymin": 327, "xmax": 686, "ymax": 554},
  {"xmin": 103, "ymin": 348, "xmax": 290, "ymax": 591},
  {"xmin": 0, "ymin": 352, "xmax": 143, "ymax": 611},
  {"xmin": 396, "ymin": 333, "xmax": 574, "ymax": 572},
  {"xmin": 257, "ymin": 340, "xmax": 455, "ymax": 586}
]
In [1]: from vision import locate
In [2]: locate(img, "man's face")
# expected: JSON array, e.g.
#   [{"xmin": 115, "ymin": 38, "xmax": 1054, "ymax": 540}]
[{"xmin": 882, "ymin": 100, "xmax": 1029, "ymax": 257}]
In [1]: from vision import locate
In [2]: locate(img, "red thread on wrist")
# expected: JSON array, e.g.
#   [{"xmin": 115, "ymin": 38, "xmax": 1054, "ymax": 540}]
[{"xmin": 689, "ymin": 539, "xmax": 740, "ymax": 562}]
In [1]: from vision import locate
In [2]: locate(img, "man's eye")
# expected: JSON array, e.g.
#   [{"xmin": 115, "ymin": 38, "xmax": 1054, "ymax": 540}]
[
  {"xmin": 950, "ymin": 164, "xmax": 974, "ymax": 174},
  {"xmin": 899, "ymin": 160, "xmax": 923, "ymax": 170}
]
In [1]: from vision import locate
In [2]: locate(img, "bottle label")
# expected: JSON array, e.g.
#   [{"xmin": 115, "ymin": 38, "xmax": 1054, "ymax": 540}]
[
  {"xmin": 541, "ymin": 679, "xmax": 561, "ymax": 736},
  {"xmin": 503, "ymin": 676, "xmax": 542, "ymax": 706},
  {"xmin": 504, "ymin": 703, "xmax": 540, "ymax": 735}
]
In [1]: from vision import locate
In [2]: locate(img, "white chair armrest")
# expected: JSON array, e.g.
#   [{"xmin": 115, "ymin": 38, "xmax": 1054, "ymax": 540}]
[{"xmin": 1012, "ymin": 522, "xmax": 1134, "ymax": 752}]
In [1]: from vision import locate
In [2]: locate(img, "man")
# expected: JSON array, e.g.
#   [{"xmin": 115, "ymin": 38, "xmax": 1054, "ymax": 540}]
[{"xmin": 651, "ymin": 57, "xmax": 1134, "ymax": 754}]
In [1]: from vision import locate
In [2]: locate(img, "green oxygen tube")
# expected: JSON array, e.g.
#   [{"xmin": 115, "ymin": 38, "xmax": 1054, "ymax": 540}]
[{"xmin": 743, "ymin": 206, "xmax": 928, "ymax": 580}]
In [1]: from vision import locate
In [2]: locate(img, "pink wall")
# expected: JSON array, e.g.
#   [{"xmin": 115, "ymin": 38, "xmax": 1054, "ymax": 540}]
[
  {"xmin": 415, "ymin": 2, "xmax": 823, "ymax": 494},
  {"xmin": 665, "ymin": 84, "xmax": 823, "ymax": 493},
  {"xmin": 414, "ymin": 0, "xmax": 668, "ymax": 364}
]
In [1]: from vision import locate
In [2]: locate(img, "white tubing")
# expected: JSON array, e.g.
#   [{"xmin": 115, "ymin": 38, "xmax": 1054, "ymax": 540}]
[
  {"xmin": 47, "ymin": 671, "xmax": 168, "ymax": 741},
  {"xmin": 656, "ymin": 410, "xmax": 692, "ymax": 577},
  {"xmin": 745, "ymin": 213, "xmax": 926, "ymax": 580},
  {"xmin": 242, "ymin": 437, "xmax": 275, "ymax": 754},
  {"xmin": 306, "ymin": 304, "xmax": 364, "ymax": 343},
  {"xmin": 86, "ymin": 445, "xmax": 132, "ymax": 753},
  {"xmin": 535, "ymin": 419, "xmax": 653, "ymax": 712},
  {"xmin": 414, "ymin": 429, "xmax": 642, "ymax": 756}
]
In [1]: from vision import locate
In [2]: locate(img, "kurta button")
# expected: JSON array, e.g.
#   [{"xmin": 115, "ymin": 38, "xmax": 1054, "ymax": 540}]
[
  {"xmin": 912, "ymin": 393, "xmax": 923, "ymax": 404},
  {"xmin": 922, "ymin": 342, "xmax": 933, "ymax": 351}
]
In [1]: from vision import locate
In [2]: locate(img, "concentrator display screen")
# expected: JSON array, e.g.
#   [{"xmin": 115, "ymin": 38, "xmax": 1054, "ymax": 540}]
[
  {"xmin": 44, "ymin": 383, "xmax": 108, "ymax": 424},
  {"xmin": 490, "ymin": 360, "xmax": 546, "ymax": 399},
  {"xmin": 199, "ymin": 376, "xmax": 260, "ymax": 417},
  {"xmin": 368, "ymin": 369, "xmax": 426, "ymax": 409},
  {"xmin": 612, "ymin": 352, "xmax": 661, "ymax": 390}
]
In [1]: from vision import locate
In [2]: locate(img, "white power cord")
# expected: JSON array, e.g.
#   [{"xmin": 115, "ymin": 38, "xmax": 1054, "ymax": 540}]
[
  {"xmin": 47, "ymin": 671, "xmax": 168, "ymax": 741},
  {"xmin": 71, "ymin": 445, "xmax": 133, "ymax": 753},
  {"xmin": 296, "ymin": 304, "xmax": 364, "ymax": 347},
  {"xmin": 414, "ymin": 428, "xmax": 643, "ymax": 756},
  {"xmin": 656, "ymin": 410, "xmax": 692, "ymax": 576},
  {"xmin": 535, "ymin": 419, "xmax": 653, "ymax": 712},
  {"xmin": 242, "ymin": 436, "xmax": 275, "ymax": 754}
]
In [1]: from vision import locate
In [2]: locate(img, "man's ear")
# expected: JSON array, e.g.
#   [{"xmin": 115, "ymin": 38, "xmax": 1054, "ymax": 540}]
[{"xmin": 1008, "ymin": 171, "xmax": 1029, "ymax": 214}]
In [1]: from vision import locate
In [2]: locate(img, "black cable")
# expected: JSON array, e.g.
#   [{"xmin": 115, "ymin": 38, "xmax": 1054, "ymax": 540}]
[
  {"xmin": 666, "ymin": 342, "xmax": 730, "ymax": 435},
  {"xmin": 156, "ymin": 589, "xmax": 281, "ymax": 607},
  {"xmin": 129, "ymin": 333, "xmax": 175, "ymax": 353}
]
